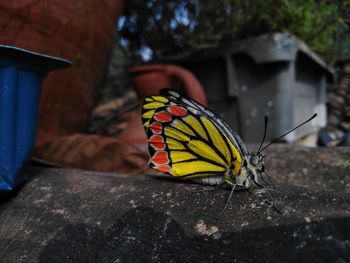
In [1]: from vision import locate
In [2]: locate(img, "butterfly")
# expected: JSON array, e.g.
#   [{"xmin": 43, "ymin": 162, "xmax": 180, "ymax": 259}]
[
  {"xmin": 142, "ymin": 89, "xmax": 317, "ymax": 214},
  {"xmin": 142, "ymin": 89, "xmax": 267, "ymax": 192}
]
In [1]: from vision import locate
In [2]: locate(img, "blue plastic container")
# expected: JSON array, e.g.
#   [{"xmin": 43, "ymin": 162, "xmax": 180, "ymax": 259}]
[{"xmin": 0, "ymin": 45, "xmax": 71, "ymax": 192}]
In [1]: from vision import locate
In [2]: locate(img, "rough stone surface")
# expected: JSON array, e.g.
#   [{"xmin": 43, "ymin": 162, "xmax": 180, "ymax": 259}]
[
  {"xmin": 0, "ymin": 145, "xmax": 350, "ymax": 262},
  {"xmin": 263, "ymin": 145, "xmax": 350, "ymax": 192}
]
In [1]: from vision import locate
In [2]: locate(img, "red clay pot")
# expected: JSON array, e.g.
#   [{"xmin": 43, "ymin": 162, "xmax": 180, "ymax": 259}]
[
  {"xmin": 0, "ymin": 1, "xmax": 124, "ymax": 145},
  {"xmin": 129, "ymin": 64, "xmax": 207, "ymax": 105},
  {"xmin": 117, "ymin": 64, "xmax": 207, "ymax": 144}
]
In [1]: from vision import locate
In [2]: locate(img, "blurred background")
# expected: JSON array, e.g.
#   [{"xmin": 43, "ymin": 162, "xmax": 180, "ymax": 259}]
[
  {"xmin": 102, "ymin": 0, "xmax": 349, "ymax": 146},
  {"xmin": 101, "ymin": 0, "xmax": 350, "ymax": 148},
  {"xmin": 0, "ymin": 0, "xmax": 349, "ymax": 175}
]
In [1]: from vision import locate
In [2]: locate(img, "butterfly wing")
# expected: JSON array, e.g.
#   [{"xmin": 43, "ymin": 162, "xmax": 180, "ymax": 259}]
[
  {"xmin": 143, "ymin": 93, "xmax": 243, "ymax": 181},
  {"xmin": 159, "ymin": 89, "xmax": 249, "ymax": 158},
  {"xmin": 142, "ymin": 95, "xmax": 171, "ymax": 128}
]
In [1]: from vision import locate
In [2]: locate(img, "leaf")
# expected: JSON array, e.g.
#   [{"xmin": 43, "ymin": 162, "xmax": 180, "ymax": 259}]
[{"xmin": 34, "ymin": 134, "xmax": 149, "ymax": 173}]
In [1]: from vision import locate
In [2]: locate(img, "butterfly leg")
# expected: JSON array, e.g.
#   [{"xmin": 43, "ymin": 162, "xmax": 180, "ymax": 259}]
[
  {"xmin": 261, "ymin": 188, "xmax": 283, "ymax": 214},
  {"xmin": 253, "ymin": 186, "xmax": 283, "ymax": 214},
  {"xmin": 218, "ymin": 183, "xmax": 237, "ymax": 217}
]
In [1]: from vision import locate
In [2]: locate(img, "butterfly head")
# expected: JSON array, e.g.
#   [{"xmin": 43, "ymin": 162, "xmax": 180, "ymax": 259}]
[
  {"xmin": 230, "ymin": 154, "xmax": 265, "ymax": 188},
  {"xmin": 249, "ymin": 153, "xmax": 265, "ymax": 174}
]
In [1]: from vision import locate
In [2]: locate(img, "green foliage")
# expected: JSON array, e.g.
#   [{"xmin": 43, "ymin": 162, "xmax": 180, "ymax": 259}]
[
  {"xmin": 225, "ymin": 0, "xmax": 348, "ymax": 61},
  {"xmin": 118, "ymin": 0, "xmax": 350, "ymax": 62}
]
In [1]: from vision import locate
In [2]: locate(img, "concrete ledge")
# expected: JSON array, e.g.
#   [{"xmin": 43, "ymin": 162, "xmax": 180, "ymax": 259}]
[{"xmin": 0, "ymin": 145, "xmax": 349, "ymax": 262}]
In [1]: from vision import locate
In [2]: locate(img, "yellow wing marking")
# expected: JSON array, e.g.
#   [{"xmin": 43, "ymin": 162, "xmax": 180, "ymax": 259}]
[
  {"xmin": 225, "ymin": 133, "xmax": 242, "ymax": 175},
  {"xmin": 151, "ymin": 96, "xmax": 169, "ymax": 103},
  {"xmin": 201, "ymin": 116, "xmax": 231, "ymax": 164},
  {"xmin": 187, "ymin": 139, "xmax": 225, "ymax": 166},
  {"xmin": 172, "ymin": 160, "xmax": 226, "ymax": 176},
  {"xmin": 164, "ymin": 126, "xmax": 190, "ymax": 142},
  {"xmin": 184, "ymin": 173, "xmax": 222, "ymax": 179},
  {"xmin": 166, "ymin": 138, "xmax": 186, "ymax": 150},
  {"xmin": 164, "ymin": 123, "xmax": 227, "ymax": 168},
  {"xmin": 170, "ymin": 151, "xmax": 196, "ymax": 163},
  {"xmin": 143, "ymin": 101, "xmax": 166, "ymax": 109},
  {"xmin": 142, "ymin": 109, "xmax": 156, "ymax": 120},
  {"xmin": 183, "ymin": 115, "xmax": 208, "ymax": 140},
  {"xmin": 171, "ymin": 119, "xmax": 196, "ymax": 136}
]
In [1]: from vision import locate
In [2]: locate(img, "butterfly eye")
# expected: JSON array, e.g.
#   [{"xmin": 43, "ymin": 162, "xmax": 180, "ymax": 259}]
[{"xmin": 250, "ymin": 156, "xmax": 259, "ymax": 166}]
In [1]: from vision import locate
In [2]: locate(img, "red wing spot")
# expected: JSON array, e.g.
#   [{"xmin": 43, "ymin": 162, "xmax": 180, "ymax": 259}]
[
  {"xmin": 151, "ymin": 151, "xmax": 169, "ymax": 165},
  {"xmin": 149, "ymin": 135, "xmax": 166, "ymax": 150},
  {"xmin": 154, "ymin": 111, "xmax": 172, "ymax": 122},
  {"xmin": 149, "ymin": 122, "xmax": 162, "ymax": 134},
  {"xmin": 167, "ymin": 106, "xmax": 188, "ymax": 116},
  {"xmin": 154, "ymin": 165, "xmax": 172, "ymax": 173}
]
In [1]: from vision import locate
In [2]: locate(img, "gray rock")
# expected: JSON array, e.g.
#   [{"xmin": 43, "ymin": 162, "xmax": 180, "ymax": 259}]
[{"xmin": 0, "ymin": 145, "xmax": 349, "ymax": 262}]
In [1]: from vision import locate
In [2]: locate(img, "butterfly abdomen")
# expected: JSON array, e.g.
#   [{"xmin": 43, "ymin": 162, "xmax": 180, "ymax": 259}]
[{"xmin": 192, "ymin": 176, "xmax": 225, "ymax": 186}]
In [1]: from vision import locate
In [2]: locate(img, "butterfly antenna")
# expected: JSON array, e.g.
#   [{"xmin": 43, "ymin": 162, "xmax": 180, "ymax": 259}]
[
  {"xmin": 218, "ymin": 184, "xmax": 237, "ymax": 217},
  {"xmin": 257, "ymin": 116, "xmax": 269, "ymax": 154},
  {"xmin": 259, "ymin": 113, "xmax": 317, "ymax": 153}
]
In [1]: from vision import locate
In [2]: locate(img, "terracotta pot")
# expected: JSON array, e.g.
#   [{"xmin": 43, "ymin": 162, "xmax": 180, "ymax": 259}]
[
  {"xmin": 117, "ymin": 64, "xmax": 207, "ymax": 144},
  {"xmin": 0, "ymin": 1, "xmax": 124, "ymax": 145},
  {"xmin": 129, "ymin": 64, "xmax": 207, "ymax": 105}
]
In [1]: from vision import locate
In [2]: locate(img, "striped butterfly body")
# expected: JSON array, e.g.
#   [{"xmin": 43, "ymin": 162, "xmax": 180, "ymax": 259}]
[{"xmin": 142, "ymin": 89, "xmax": 265, "ymax": 190}]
